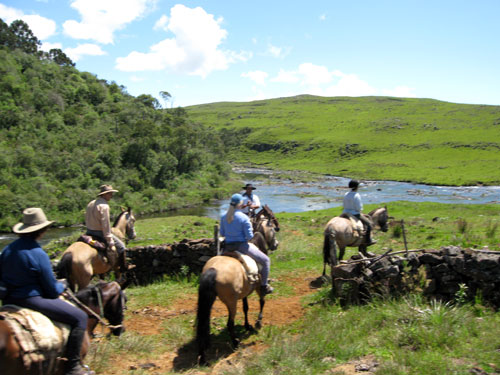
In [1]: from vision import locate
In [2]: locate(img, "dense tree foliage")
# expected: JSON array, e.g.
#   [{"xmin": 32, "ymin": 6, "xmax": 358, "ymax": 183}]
[{"xmin": 0, "ymin": 19, "xmax": 229, "ymax": 230}]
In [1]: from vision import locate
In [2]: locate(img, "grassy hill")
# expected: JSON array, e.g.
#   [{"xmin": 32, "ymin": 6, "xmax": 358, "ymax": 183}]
[{"xmin": 185, "ymin": 95, "xmax": 500, "ymax": 186}]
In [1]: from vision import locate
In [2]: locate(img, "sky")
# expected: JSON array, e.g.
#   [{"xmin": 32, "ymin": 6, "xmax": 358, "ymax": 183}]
[{"xmin": 1, "ymin": 0, "xmax": 499, "ymax": 108}]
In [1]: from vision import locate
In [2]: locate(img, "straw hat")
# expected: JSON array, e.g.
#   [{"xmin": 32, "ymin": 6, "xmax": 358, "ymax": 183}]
[
  {"xmin": 12, "ymin": 208, "xmax": 54, "ymax": 234},
  {"xmin": 98, "ymin": 184, "xmax": 119, "ymax": 196}
]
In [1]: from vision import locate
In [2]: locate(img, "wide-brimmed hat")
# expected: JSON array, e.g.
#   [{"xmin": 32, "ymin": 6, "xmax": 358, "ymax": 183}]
[
  {"xmin": 98, "ymin": 184, "xmax": 119, "ymax": 196},
  {"xmin": 242, "ymin": 183, "xmax": 256, "ymax": 190},
  {"xmin": 12, "ymin": 208, "xmax": 54, "ymax": 234}
]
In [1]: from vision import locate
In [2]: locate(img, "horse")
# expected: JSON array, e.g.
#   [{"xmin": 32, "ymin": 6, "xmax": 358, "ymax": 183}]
[
  {"xmin": 56, "ymin": 208, "xmax": 136, "ymax": 291},
  {"xmin": 0, "ymin": 280, "xmax": 127, "ymax": 374},
  {"xmin": 196, "ymin": 248, "xmax": 268, "ymax": 364},
  {"xmin": 252, "ymin": 205, "xmax": 280, "ymax": 251},
  {"xmin": 322, "ymin": 206, "xmax": 390, "ymax": 269}
]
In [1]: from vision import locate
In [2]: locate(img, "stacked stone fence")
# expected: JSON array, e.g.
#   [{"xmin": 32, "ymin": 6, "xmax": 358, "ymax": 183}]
[
  {"xmin": 330, "ymin": 246, "xmax": 500, "ymax": 308},
  {"xmin": 126, "ymin": 238, "xmax": 217, "ymax": 285}
]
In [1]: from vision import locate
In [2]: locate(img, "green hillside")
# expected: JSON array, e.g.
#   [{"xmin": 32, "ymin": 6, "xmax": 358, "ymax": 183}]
[
  {"xmin": 0, "ymin": 19, "xmax": 232, "ymax": 231},
  {"xmin": 186, "ymin": 95, "xmax": 500, "ymax": 186}
]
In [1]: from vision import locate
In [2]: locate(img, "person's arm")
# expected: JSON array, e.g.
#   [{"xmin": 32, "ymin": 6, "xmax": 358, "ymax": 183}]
[
  {"xmin": 251, "ymin": 195, "xmax": 261, "ymax": 209},
  {"xmin": 98, "ymin": 203, "xmax": 115, "ymax": 246},
  {"xmin": 243, "ymin": 216, "xmax": 254, "ymax": 241},
  {"xmin": 36, "ymin": 249, "xmax": 65, "ymax": 298},
  {"xmin": 354, "ymin": 193, "xmax": 363, "ymax": 213}
]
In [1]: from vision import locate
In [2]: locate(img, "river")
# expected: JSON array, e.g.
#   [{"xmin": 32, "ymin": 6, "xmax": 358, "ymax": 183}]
[{"xmin": 1, "ymin": 167, "xmax": 499, "ymax": 249}]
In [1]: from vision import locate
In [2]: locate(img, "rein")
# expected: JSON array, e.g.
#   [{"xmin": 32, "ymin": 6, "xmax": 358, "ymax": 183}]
[{"xmin": 63, "ymin": 286, "xmax": 123, "ymax": 331}]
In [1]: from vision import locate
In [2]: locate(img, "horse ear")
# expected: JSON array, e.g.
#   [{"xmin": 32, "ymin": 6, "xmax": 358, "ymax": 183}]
[
  {"xmin": 128, "ymin": 207, "xmax": 132, "ymax": 214},
  {"xmin": 121, "ymin": 206, "xmax": 126, "ymax": 212}
]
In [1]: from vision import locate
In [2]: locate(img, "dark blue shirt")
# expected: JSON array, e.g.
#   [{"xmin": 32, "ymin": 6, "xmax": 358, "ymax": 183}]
[{"xmin": 0, "ymin": 237, "xmax": 64, "ymax": 299}]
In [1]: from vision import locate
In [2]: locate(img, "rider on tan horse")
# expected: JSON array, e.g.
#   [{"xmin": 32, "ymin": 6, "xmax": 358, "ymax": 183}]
[
  {"xmin": 85, "ymin": 185, "xmax": 133, "ymax": 272},
  {"xmin": 220, "ymin": 193, "xmax": 273, "ymax": 295},
  {"xmin": 342, "ymin": 180, "xmax": 376, "ymax": 245}
]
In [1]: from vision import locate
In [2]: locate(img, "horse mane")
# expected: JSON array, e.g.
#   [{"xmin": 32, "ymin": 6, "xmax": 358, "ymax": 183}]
[
  {"xmin": 368, "ymin": 207, "xmax": 385, "ymax": 216},
  {"xmin": 112, "ymin": 208, "xmax": 129, "ymax": 227}
]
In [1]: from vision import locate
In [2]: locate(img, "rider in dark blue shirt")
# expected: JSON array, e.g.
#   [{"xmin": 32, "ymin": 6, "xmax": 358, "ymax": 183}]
[{"xmin": 0, "ymin": 208, "xmax": 93, "ymax": 375}]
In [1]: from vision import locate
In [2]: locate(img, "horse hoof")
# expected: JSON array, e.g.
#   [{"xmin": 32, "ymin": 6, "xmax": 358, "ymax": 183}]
[
  {"xmin": 231, "ymin": 338, "xmax": 240, "ymax": 349},
  {"xmin": 255, "ymin": 321, "xmax": 262, "ymax": 330},
  {"xmin": 198, "ymin": 355, "xmax": 208, "ymax": 366}
]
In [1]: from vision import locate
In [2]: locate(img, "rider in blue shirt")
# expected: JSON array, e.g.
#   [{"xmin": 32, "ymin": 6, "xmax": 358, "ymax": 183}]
[
  {"xmin": 220, "ymin": 194, "xmax": 273, "ymax": 295},
  {"xmin": 0, "ymin": 208, "xmax": 93, "ymax": 375}
]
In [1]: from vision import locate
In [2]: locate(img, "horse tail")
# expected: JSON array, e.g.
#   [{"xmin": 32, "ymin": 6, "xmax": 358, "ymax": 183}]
[
  {"xmin": 196, "ymin": 267, "xmax": 217, "ymax": 360},
  {"xmin": 56, "ymin": 252, "xmax": 73, "ymax": 283}
]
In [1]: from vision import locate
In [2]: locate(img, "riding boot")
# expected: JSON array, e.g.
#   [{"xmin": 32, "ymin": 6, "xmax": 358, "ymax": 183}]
[
  {"xmin": 119, "ymin": 250, "xmax": 135, "ymax": 272},
  {"xmin": 365, "ymin": 227, "xmax": 377, "ymax": 245},
  {"xmin": 65, "ymin": 327, "xmax": 95, "ymax": 375}
]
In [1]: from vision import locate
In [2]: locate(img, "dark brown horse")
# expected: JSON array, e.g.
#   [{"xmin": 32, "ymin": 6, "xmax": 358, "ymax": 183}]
[
  {"xmin": 56, "ymin": 208, "xmax": 136, "ymax": 291},
  {"xmin": 252, "ymin": 205, "xmax": 280, "ymax": 251},
  {"xmin": 0, "ymin": 281, "xmax": 127, "ymax": 374}
]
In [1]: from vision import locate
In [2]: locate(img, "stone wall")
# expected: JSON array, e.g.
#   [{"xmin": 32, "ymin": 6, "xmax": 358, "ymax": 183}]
[
  {"xmin": 126, "ymin": 238, "xmax": 217, "ymax": 285},
  {"xmin": 330, "ymin": 246, "xmax": 500, "ymax": 308}
]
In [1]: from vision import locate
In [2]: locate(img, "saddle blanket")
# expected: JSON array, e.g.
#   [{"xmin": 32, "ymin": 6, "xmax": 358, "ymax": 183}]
[{"xmin": 0, "ymin": 305, "xmax": 70, "ymax": 371}]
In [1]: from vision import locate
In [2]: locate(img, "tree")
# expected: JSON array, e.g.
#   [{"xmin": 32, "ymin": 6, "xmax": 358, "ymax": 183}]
[
  {"xmin": 0, "ymin": 18, "xmax": 15, "ymax": 49},
  {"xmin": 8, "ymin": 20, "xmax": 40, "ymax": 54},
  {"xmin": 159, "ymin": 90, "xmax": 171, "ymax": 108},
  {"xmin": 48, "ymin": 48, "xmax": 75, "ymax": 67}
]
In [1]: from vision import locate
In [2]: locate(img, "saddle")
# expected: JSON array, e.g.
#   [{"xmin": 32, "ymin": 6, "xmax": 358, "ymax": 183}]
[
  {"xmin": 0, "ymin": 304, "xmax": 71, "ymax": 372},
  {"xmin": 221, "ymin": 243, "xmax": 260, "ymax": 284},
  {"xmin": 340, "ymin": 213, "xmax": 365, "ymax": 239},
  {"xmin": 78, "ymin": 234, "xmax": 117, "ymax": 266}
]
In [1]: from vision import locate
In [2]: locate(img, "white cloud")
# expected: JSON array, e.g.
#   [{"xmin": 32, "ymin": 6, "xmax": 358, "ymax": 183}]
[
  {"xmin": 130, "ymin": 75, "xmax": 145, "ymax": 82},
  {"xmin": 63, "ymin": 0, "xmax": 156, "ymax": 44},
  {"xmin": 116, "ymin": 4, "xmax": 250, "ymax": 77},
  {"xmin": 64, "ymin": 43, "xmax": 106, "ymax": 62},
  {"xmin": 0, "ymin": 4, "xmax": 56, "ymax": 40},
  {"xmin": 40, "ymin": 41, "xmax": 62, "ymax": 52},
  {"xmin": 154, "ymin": 14, "xmax": 168, "ymax": 31},
  {"xmin": 242, "ymin": 70, "xmax": 268, "ymax": 86},
  {"xmin": 323, "ymin": 73, "xmax": 377, "ymax": 96},
  {"xmin": 319, "ymin": 14, "xmax": 327, "ymax": 21},
  {"xmin": 272, "ymin": 69, "xmax": 300, "ymax": 84},
  {"xmin": 298, "ymin": 63, "xmax": 335, "ymax": 86},
  {"xmin": 382, "ymin": 86, "xmax": 416, "ymax": 98},
  {"xmin": 267, "ymin": 43, "xmax": 291, "ymax": 59}
]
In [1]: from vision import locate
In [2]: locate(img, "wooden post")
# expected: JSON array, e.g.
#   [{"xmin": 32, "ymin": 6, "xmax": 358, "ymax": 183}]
[
  {"xmin": 401, "ymin": 219, "xmax": 408, "ymax": 255},
  {"xmin": 214, "ymin": 224, "xmax": 221, "ymax": 255}
]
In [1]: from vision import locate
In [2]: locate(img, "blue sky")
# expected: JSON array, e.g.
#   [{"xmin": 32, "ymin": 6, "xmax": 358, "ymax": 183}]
[{"xmin": 1, "ymin": 0, "xmax": 499, "ymax": 107}]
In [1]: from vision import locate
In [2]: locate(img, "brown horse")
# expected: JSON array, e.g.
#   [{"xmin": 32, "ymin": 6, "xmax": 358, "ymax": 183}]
[
  {"xmin": 323, "ymin": 206, "xmax": 390, "ymax": 269},
  {"xmin": 196, "ymin": 250, "xmax": 267, "ymax": 365},
  {"xmin": 252, "ymin": 205, "xmax": 280, "ymax": 251},
  {"xmin": 56, "ymin": 208, "xmax": 136, "ymax": 291},
  {"xmin": 0, "ymin": 280, "xmax": 127, "ymax": 374}
]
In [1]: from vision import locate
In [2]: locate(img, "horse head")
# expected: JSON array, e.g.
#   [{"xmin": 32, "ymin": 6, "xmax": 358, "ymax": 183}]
[
  {"xmin": 113, "ymin": 208, "xmax": 137, "ymax": 241},
  {"xmin": 76, "ymin": 281, "xmax": 127, "ymax": 336},
  {"xmin": 369, "ymin": 206, "xmax": 389, "ymax": 232}
]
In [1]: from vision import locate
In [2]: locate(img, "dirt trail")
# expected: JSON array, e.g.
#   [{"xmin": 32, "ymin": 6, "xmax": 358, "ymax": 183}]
[{"xmin": 97, "ymin": 272, "xmax": 322, "ymax": 374}]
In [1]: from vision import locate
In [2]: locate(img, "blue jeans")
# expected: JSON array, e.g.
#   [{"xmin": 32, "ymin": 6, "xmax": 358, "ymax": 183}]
[
  {"xmin": 232, "ymin": 242, "xmax": 271, "ymax": 286},
  {"xmin": 5, "ymin": 295, "xmax": 87, "ymax": 329}
]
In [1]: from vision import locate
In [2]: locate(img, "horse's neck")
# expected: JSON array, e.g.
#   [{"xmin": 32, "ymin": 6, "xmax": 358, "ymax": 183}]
[
  {"xmin": 369, "ymin": 208, "xmax": 384, "ymax": 226},
  {"xmin": 112, "ymin": 216, "xmax": 126, "ymax": 239}
]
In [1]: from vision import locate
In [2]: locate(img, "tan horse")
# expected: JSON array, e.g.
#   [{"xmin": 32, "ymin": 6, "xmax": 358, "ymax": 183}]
[
  {"xmin": 196, "ymin": 253, "xmax": 266, "ymax": 365},
  {"xmin": 56, "ymin": 208, "xmax": 136, "ymax": 291},
  {"xmin": 0, "ymin": 281, "xmax": 127, "ymax": 375},
  {"xmin": 252, "ymin": 205, "xmax": 280, "ymax": 251},
  {"xmin": 323, "ymin": 206, "xmax": 390, "ymax": 269}
]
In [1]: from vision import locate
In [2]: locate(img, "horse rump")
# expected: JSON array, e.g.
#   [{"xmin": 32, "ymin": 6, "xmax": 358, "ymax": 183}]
[
  {"xmin": 56, "ymin": 252, "xmax": 73, "ymax": 282},
  {"xmin": 196, "ymin": 267, "xmax": 217, "ymax": 363}
]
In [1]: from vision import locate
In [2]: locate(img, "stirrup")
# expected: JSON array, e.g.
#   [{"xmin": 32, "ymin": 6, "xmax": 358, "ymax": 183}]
[{"xmin": 260, "ymin": 284, "xmax": 274, "ymax": 295}]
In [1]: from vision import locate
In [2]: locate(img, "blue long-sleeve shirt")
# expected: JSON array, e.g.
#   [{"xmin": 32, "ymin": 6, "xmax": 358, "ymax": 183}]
[
  {"xmin": 220, "ymin": 210, "xmax": 254, "ymax": 243},
  {"xmin": 0, "ymin": 237, "xmax": 65, "ymax": 299}
]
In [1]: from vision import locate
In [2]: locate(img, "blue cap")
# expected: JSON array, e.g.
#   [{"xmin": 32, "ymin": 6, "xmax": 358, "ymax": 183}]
[{"xmin": 230, "ymin": 193, "xmax": 243, "ymax": 206}]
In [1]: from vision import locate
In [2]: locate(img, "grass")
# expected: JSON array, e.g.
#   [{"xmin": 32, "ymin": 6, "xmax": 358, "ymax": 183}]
[
  {"xmin": 185, "ymin": 96, "xmax": 500, "ymax": 186},
  {"xmin": 71, "ymin": 201, "xmax": 500, "ymax": 374}
]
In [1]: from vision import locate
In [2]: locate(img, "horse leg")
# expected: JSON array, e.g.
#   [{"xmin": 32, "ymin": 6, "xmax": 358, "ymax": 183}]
[
  {"xmin": 255, "ymin": 294, "xmax": 265, "ymax": 330},
  {"xmin": 242, "ymin": 297, "xmax": 254, "ymax": 332},
  {"xmin": 226, "ymin": 300, "xmax": 239, "ymax": 348},
  {"xmin": 328, "ymin": 233, "xmax": 338, "ymax": 266},
  {"xmin": 338, "ymin": 245, "xmax": 345, "ymax": 262}
]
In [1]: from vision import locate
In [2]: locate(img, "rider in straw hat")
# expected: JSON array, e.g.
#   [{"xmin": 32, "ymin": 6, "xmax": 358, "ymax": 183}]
[
  {"xmin": 220, "ymin": 194, "xmax": 273, "ymax": 295},
  {"xmin": 85, "ymin": 184, "xmax": 132, "ymax": 272},
  {"xmin": 0, "ymin": 208, "xmax": 93, "ymax": 375}
]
